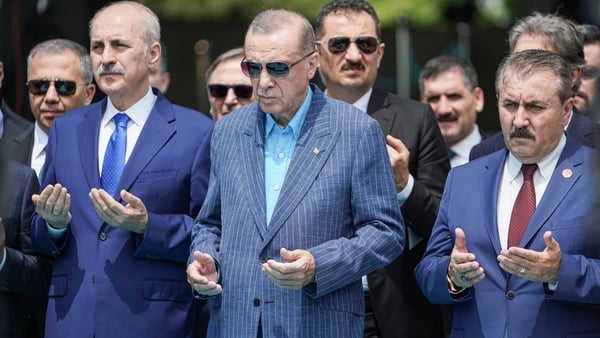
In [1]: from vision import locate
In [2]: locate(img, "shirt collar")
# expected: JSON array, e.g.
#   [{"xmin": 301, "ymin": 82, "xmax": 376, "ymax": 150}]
[
  {"xmin": 351, "ymin": 88, "xmax": 373, "ymax": 113},
  {"xmin": 265, "ymin": 85, "xmax": 313, "ymax": 138},
  {"xmin": 33, "ymin": 122, "xmax": 48, "ymax": 155},
  {"xmin": 506, "ymin": 133, "xmax": 567, "ymax": 182},
  {"xmin": 102, "ymin": 86, "xmax": 156, "ymax": 127},
  {"xmin": 450, "ymin": 124, "xmax": 482, "ymax": 159}
]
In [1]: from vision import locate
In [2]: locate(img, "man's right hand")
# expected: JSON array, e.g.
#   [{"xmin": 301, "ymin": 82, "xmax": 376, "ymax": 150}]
[
  {"xmin": 187, "ymin": 251, "xmax": 222, "ymax": 296},
  {"xmin": 32, "ymin": 184, "xmax": 72, "ymax": 229}
]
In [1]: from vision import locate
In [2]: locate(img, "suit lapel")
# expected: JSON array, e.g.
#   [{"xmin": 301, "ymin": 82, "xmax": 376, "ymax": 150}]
[
  {"xmin": 480, "ymin": 150, "xmax": 508, "ymax": 256},
  {"xmin": 118, "ymin": 94, "xmax": 176, "ymax": 198},
  {"xmin": 263, "ymin": 92, "xmax": 337, "ymax": 243},
  {"xmin": 366, "ymin": 88, "xmax": 393, "ymax": 135},
  {"xmin": 78, "ymin": 101, "xmax": 105, "ymax": 189},
  {"xmin": 241, "ymin": 109, "xmax": 268, "ymax": 238},
  {"xmin": 520, "ymin": 139, "xmax": 582, "ymax": 247}
]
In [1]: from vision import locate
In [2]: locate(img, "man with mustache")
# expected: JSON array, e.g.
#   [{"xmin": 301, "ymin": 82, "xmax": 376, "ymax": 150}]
[
  {"xmin": 470, "ymin": 12, "xmax": 598, "ymax": 161},
  {"xmin": 315, "ymin": 1, "xmax": 449, "ymax": 337},
  {"xmin": 30, "ymin": 2, "xmax": 214, "ymax": 337},
  {"xmin": 3, "ymin": 39, "xmax": 95, "ymax": 178},
  {"xmin": 420, "ymin": 56, "xmax": 485, "ymax": 168},
  {"xmin": 416, "ymin": 48, "xmax": 600, "ymax": 338}
]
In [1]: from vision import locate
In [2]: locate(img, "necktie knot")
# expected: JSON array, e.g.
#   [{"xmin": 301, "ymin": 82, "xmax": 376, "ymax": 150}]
[
  {"xmin": 521, "ymin": 163, "xmax": 537, "ymax": 181},
  {"xmin": 114, "ymin": 113, "xmax": 129, "ymax": 129}
]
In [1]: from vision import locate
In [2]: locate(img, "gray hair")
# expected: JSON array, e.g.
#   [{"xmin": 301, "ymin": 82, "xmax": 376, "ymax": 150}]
[
  {"xmin": 27, "ymin": 38, "xmax": 94, "ymax": 84},
  {"xmin": 508, "ymin": 12, "xmax": 584, "ymax": 93},
  {"xmin": 89, "ymin": 1, "xmax": 160, "ymax": 53},
  {"xmin": 419, "ymin": 55, "xmax": 479, "ymax": 95},
  {"xmin": 247, "ymin": 9, "xmax": 315, "ymax": 56},
  {"xmin": 496, "ymin": 49, "xmax": 573, "ymax": 105},
  {"xmin": 205, "ymin": 47, "xmax": 245, "ymax": 84}
]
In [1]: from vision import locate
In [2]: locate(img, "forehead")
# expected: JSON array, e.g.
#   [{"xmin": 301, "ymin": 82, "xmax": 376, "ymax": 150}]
[
  {"xmin": 499, "ymin": 69, "xmax": 558, "ymax": 101},
  {"xmin": 245, "ymin": 28, "xmax": 298, "ymax": 61},
  {"xmin": 29, "ymin": 51, "xmax": 82, "ymax": 79},
  {"xmin": 584, "ymin": 43, "xmax": 600, "ymax": 66},
  {"xmin": 321, "ymin": 10, "xmax": 377, "ymax": 37},
  {"xmin": 513, "ymin": 33, "xmax": 557, "ymax": 53},
  {"xmin": 424, "ymin": 68, "xmax": 467, "ymax": 91},
  {"xmin": 91, "ymin": 5, "xmax": 140, "ymax": 41},
  {"xmin": 209, "ymin": 57, "xmax": 249, "ymax": 84}
]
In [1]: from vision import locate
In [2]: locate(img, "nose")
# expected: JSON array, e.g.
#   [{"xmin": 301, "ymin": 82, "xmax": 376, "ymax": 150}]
[
  {"xmin": 436, "ymin": 95, "xmax": 453, "ymax": 114},
  {"xmin": 43, "ymin": 82, "xmax": 60, "ymax": 102},
  {"xmin": 257, "ymin": 67, "xmax": 274, "ymax": 90},
  {"xmin": 223, "ymin": 88, "xmax": 240, "ymax": 105},
  {"xmin": 513, "ymin": 104, "xmax": 530, "ymax": 127},
  {"xmin": 344, "ymin": 41, "xmax": 362, "ymax": 61},
  {"xmin": 101, "ymin": 46, "xmax": 117, "ymax": 64}
]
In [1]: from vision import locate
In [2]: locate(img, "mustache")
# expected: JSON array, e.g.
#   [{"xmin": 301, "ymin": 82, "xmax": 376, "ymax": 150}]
[
  {"xmin": 509, "ymin": 127, "xmax": 535, "ymax": 140},
  {"xmin": 341, "ymin": 61, "xmax": 365, "ymax": 71},
  {"xmin": 97, "ymin": 64, "xmax": 125, "ymax": 75},
  {"xmin": 437, "ymin": 113, "xmax": 457, "ymax": 122}
]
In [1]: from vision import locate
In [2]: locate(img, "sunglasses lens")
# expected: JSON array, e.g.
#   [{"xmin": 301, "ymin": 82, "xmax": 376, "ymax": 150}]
[
  {"xmin": 241, "ymin": 61, "xmax": 262, "ymax": 78},
  {"xmin": 233, "ymin": 85, "xmax": 253, "ymax": 99},
  {"xmin": 265, "ymin": 62, "xmax": 290, "ymax": 78},
  {"xmin": 55, "ymin": 81, "xmax": 77, "ymax": 95},
  {"xmin": 27, "ymin": 80, "xmax": 77, "ymax": 96},
  {"xmin": 355, "ymin": 37, "xmax": 379, "ymax": 54},
  {"xmin": 327, "ymin": 37, "xmax": 351, "ymax": 54},
  {"xmin": 208, "ymin": 84, "xmax": 228, "ymax": 98}
]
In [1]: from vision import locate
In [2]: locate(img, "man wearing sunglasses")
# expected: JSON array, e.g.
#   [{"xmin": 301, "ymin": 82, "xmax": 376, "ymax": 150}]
[
  {"xmin": 575, "ymin": 24, "xmax": 600, "ymax": 119},
  {"xmin": 188, "ymin": 8, "xmax": 404, "ymax": 338},
  {"xmin": 4, "ymin": 39, "xmax": 97, "ymax": 179},
  {"xmin": 30, "ymin": 2, "xmax": 213, "ymax": 338},
  {"xmin": 205, "ymin": 47, "xmax": 255, "ymax": 120},
  {"xmin": 315, "ymin": 1, "xmax": 450, "ymax": 338}
]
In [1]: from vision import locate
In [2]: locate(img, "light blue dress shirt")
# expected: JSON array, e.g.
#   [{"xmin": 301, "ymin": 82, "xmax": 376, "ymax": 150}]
[{"xmin": 264, "ymin": 87, "xmax": 312, "ymax": 225}]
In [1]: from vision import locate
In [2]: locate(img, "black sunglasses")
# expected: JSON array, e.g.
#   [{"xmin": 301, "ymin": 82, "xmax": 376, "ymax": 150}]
[
  {"xmin": 26, "ymin": 79, "xmax": 78, "ymax": 96},
  {"xmin": 208, "ymin": 84, "xmax": 253, "ymax": 99},
  {"xmin": 240, "ymin": 52, "xmax": 314, "ymax": 79},
  {"xmin": 317, "ymin": 36, "xmax": 379, "ymax": 55}
]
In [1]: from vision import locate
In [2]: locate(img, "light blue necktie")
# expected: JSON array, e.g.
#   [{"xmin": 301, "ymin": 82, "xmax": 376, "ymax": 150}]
[{"xmin": 101, "ymin": 113, "xmax": 129, "ymax": 195}]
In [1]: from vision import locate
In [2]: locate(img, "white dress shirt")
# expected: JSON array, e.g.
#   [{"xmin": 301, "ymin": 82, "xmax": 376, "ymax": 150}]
[{"xmin": 30, "ymin": 122, "xmax": 48, "ymax": 177}]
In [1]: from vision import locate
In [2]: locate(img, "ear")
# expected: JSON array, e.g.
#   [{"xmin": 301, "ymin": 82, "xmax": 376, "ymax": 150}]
[
  {"xmin": 148, "ymin": 42, "xmax": 161, "ymax": 69},
  {"xmin": 84, "ymin": 83, "xmax": 97, "ymax": 105},
  {"xmin": 376, "ymin": 43, "xmax": 385, "ymax": 69},
  {"xmin": 562, "ymin": 97, "xmax": 574, "ymax": 127},
  {"xmin": 307, "ymin": 52, "xmax": 319, "ymax": 80},
  {"xmin": 474, "ymin": 87, "xmax": 485, "ymax": 113}
]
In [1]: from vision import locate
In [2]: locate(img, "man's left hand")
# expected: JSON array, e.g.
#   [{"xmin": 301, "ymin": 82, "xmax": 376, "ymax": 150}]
[
  {"xmin": 262, "ymin": 247, "xmax": 316, "ymax": 290},
  {"xmin": 89, "ymin": 188, "xmax": 148, "ymax": 234},
  {"xmin": 497, "ymin": 231, "xmax": 561, "ymax": 283}
]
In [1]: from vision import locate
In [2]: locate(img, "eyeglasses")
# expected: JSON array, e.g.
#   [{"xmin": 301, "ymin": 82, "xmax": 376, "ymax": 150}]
[
  {"xmin": 26, "ymin": 79, "xmax": 79, "ymax": 96},
  {"xmin": 316, "ymin": 36, "xmax": 379, "ymax": 55},
  {"xmin": 208, "ymin": 84, "xmax": 253, "ymax": 99},
  {"xmin": 240, "ymin": 51, "xmax": 315, "ymax": 79}
]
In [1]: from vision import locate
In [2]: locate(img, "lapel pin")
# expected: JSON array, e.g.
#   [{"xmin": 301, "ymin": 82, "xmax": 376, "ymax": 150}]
[
  {"xmin": 562, "ymin": 168, "xmax": 572, "ymax": 178},
  {"xmin": 313, "ymin": 147, "xmax": 320, "ymax": 155}
]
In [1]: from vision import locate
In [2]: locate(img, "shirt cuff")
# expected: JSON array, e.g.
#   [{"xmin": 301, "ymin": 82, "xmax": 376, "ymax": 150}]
[
  {"xmin": 396, "ymin": 175, "xmax": 414, "ymax": 206},
  {"xmin": 47, "ymin": 222, "xmax": 68, "ymax": 240},
  {"xmin": 0, "ymin": 247, "xmax": 6, "ymax": 271}
]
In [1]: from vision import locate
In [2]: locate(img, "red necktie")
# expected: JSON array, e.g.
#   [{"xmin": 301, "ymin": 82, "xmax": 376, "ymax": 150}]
[{"xmin": 507, "ymin": 163, "xmax": 537, "ymax": 248}]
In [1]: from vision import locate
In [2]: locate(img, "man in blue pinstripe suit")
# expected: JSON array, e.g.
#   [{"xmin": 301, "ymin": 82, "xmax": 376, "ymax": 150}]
[{"xmin": 187, "ymin": 8, "xmax": 405, "ymax": 338}]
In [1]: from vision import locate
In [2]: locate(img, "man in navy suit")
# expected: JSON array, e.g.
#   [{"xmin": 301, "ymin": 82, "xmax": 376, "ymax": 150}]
[
  {"xmin": 315, "ymin": 1, "xmax": 449, "ymax": 337},
  {"xmin": 416, "ymin": 49, "xmax": 600, "ymax": 338},
  {"xmin": 470, "ymin": 12, "xmax": 597, "ymax": 161},
  {"xmin": 30, "ymin": 2, "xmax": 213, "ymax": 337},
  {"xmin": 0, "ymin": 145, "xmax": 50, "ymax": 338},
  {"xmin": 0, "ymin": 61, "xmax": 33, "ymax": 149},
  {"xmin": 187, "ymin": 9, "xmax": 404, "ymax": 338}
]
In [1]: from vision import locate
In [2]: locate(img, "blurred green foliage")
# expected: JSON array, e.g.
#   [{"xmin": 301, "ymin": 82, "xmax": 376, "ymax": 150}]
[{"xmin": 138, "ymin": 0, "xmax": 503, "ymax": 28}]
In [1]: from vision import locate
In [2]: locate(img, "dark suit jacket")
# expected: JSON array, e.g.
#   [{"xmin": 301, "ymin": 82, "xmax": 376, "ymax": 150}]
[
  {"xmin": 365, "ymin": 88, "xmax": 450, "ymax": 338},
  {"xmin": 0, "ymin": 159, "xmax": 50, "ymax": 338},
  {"xmin": 0, "ymin": 100, "xmax": 34, "ymax": 165},
  {"xmin": 469, "ymin": 109, "xmax": 598, "ymax": 161},
  {"xmin": 31, "ymin": 89, "xmax": 214, "ymax": 338}
]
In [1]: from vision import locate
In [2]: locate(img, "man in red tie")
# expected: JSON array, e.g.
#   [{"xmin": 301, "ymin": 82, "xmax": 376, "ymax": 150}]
[{"xmin": 416, "ymin": 49, "xmax": 600, "ymax": 337}]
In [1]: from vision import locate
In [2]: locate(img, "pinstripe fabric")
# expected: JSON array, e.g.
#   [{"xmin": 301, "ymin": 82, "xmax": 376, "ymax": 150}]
[{"xmin": 191, "ymin": 85, "xmax": 405, "ymax": 338}]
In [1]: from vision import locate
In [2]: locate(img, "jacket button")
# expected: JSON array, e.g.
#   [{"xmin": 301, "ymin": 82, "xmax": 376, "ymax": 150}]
[
  {"xmin": 253, "ymin": 298, "xmax": 260, "ymax": 307},
  {"xmin": 506, "ymin": 290, "xmax": 515, "ymax": 300},
  {"xmin": 99, "ymin": 232, "xmax": 108, "ymax": 241}
]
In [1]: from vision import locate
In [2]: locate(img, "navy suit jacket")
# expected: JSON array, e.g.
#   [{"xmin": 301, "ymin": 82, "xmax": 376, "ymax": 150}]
[
  {"xmin": 31, "ymin": 89, "xmax": 213, "ymax": 338},
  {"xmin": 0, "ymin": 160, "xmax": 49, "ymax": 338},
  {"xmin": 470, "ymin": 109, "xmax": 598, "ymax": 160},
  {"xmin": 416, "ymin": 136, "xmax": 600, "ymax": 338},
  {"xmin": 365, "ymin": 88, "xmax": 449, "ymax": 338},
  {"xmin": 191, "ymin": 86, "xmax": 405, "ymax": 338}
]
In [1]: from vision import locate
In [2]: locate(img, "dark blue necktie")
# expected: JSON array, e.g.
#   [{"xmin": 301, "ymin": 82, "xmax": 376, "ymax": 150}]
[{"xmin": 101, "ymin": 113, "xmax": 129, "ymax": 195}]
